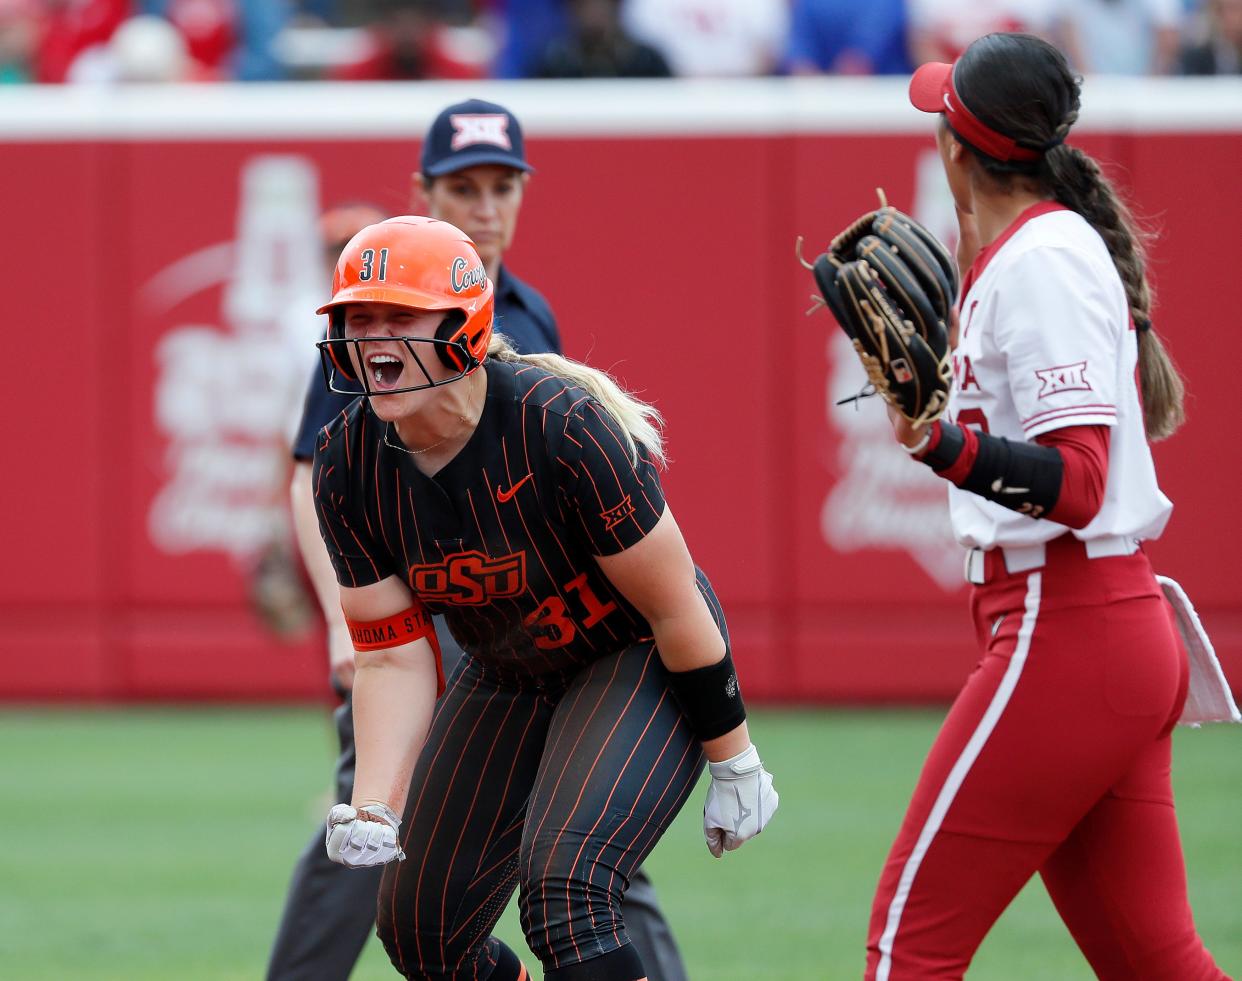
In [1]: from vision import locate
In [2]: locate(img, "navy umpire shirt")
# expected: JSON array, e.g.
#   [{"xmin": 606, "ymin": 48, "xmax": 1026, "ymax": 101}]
[{"xmin": 292, "ymin": 266, "xmax": 561, "ymax": 460}]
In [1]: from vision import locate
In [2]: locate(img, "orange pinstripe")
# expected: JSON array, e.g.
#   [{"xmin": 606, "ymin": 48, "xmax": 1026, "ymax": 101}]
[
  {"xmin": 341, "ymin": 406, "xmax": 352, "ymax": 470},
  {"xmin": 394, "ymin": 467, "xmax": 409, "ymax": 572},
  {"xmin": 513, "ymin": 416, "xmax": 631, "ymax": 645},
  {"xmin": 485, "ymin": 460, "xmax": 578, "ymax": 666},
  {"xmin": 444, "ymin": 703, "xmax": 542, "ymax": 948},
  {"xmin": 390, "ymin": 667, "xmax": 488, "ymax": 976},
  {"xmin": 520, "ymin": 670, "xmax": 597, "ymax": 859},
  {"xmin": 581, "ymin": 411, "xmax": 658, "ymax": 542},
  {"xmin": 558, "ymin": 651, "xmax": 661, "ymax": 944},
  {"xmin": 372, "ymin": 436, "xmax": 388, "ymax": 554},
  {"xmin": 432, "ymin": 685, "xmax": 505, "ymax": 968},
  {"xmin": 343, "ymin": 518, "xmax": 382, "ymax": 584},
  {"xmin": 529, "ymin": 651, "xmax": 629, "ymax": 960},
  {"xmin": 356, "ymin": 414, "xmax": 381, "ymax": 546},
  {"xmin": 586, "ymin": 402, "xmax": 663, "ymax": 520},
  {"xmin": 572, "ymin": 461, "xmax": 624, "ymax": 552}
]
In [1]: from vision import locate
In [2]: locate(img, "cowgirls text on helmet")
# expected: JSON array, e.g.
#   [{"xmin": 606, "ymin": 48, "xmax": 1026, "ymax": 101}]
[{"xmin": 316, "ymin": 216, "xmax": 494, "ymax": 396}]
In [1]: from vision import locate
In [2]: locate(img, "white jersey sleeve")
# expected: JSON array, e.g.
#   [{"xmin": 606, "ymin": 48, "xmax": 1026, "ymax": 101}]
[
  {"xmin": 995, "ymin": 244, "xmax": 1124, "ymax": 439},
  {"xmin": 945, "ymin": 209, "xmax": 1171, "ymax": 551}
]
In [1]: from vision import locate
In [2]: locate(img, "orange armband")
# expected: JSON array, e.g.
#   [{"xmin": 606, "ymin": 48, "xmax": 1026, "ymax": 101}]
[
  {"xmin": 345, "ymin": 604, "xmax": 444, "ymax": 693},
  {"xmin": 346, "ymin": 605, "xmax": 435, "ymax": 652}
]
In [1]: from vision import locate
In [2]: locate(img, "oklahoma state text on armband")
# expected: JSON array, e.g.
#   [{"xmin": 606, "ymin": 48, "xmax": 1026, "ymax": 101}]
[{"xmin": 346, "ymin": 605, "xmax": 436, "ymax": 652}]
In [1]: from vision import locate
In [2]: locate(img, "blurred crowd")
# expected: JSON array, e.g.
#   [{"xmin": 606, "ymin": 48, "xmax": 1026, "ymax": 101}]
[{"xmin": 1, "ymin": 0, "xmax": 1240, "ymax": 85}]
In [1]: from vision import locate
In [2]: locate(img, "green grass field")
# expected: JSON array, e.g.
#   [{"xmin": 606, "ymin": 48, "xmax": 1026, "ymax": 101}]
[{"xmin": 1, "ymin": 707, "xmax": 1237, "ymax": 980}]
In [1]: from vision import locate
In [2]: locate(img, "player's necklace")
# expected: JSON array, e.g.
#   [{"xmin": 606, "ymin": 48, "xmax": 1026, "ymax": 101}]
[
  {"xmin": 383, "ymin": 418, "xmax": 469, "ymax": 455},
  {"xmin": 383, "ymin": 370, "xmax": 484, "ymax": 456}
]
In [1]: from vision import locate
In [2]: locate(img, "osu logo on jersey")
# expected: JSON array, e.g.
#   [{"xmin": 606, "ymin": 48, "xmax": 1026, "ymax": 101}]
[{"xmin": 408, "ymin": 550, "xmax": 526, "ymax": 606}]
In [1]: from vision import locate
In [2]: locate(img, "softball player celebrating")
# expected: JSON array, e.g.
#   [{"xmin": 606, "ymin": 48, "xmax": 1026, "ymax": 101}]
[
  {"xmin": 867, "ymin": 32, "xmax": 1231, "ymax": 980},
  {"xmin": 312, "ymin": 216, "xmax": 778, "ymax": 981},
  {"xmin": 272, "ymin": 101, "xmax": 695, "ymax": 981}
]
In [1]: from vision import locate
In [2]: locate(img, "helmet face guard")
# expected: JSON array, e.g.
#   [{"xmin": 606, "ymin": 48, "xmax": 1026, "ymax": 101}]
[
  {"xmin": 316, "ymin": 318, "xmax": 480, "ymax": 397},
  {"xmin": 315, "ymin": 216, "xmax": 494, "ymax": 397}
]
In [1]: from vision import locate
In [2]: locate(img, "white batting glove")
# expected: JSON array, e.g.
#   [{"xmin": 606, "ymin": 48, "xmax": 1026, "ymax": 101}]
[
  {"xmin": 703, "ymin": 744, "xmax": 778, "ymax": 858},
  {"xmin": 325, "ymin": 802, "xmax": 406, "ymax": 867}
]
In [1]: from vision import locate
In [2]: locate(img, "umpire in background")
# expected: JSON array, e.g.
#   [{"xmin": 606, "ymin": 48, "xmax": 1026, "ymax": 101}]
[{"xmin": 267, "ymin": 98, "xmax": 689, "ymax": 981}]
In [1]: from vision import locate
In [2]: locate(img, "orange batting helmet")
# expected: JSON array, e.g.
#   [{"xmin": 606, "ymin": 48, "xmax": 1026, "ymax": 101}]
[{"xmin": 316, "ymin": 216, "xmax": 494, "ymax": 394}]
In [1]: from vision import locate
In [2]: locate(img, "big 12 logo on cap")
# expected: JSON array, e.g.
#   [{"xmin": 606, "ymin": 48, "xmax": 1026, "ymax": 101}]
[{"xmin": 450, "ymin": 114, "xmax": 511, "ymax": 150}]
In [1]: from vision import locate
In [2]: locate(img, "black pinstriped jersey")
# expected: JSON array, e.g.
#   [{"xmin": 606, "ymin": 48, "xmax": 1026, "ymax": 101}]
[{"xmin": 313, "ymin": 357, "xmax": 667, "ymax": 680}]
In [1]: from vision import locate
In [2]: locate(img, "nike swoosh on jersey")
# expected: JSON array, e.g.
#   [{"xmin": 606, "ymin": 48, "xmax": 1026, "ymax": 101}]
[{"xmin": 497, "ymin": 473, "xmax": 534, "ymax": 503}]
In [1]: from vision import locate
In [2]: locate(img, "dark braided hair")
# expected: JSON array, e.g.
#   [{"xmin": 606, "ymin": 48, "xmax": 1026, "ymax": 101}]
[{"xmin": 951, "ymin": 33, "xmax": 1185, "ymax": 440}]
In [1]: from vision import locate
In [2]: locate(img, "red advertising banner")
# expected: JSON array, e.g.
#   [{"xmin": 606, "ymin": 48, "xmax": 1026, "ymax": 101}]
[{"xmin": 2, "ymin": 80, "xmax": 1238, "ymax": 702}]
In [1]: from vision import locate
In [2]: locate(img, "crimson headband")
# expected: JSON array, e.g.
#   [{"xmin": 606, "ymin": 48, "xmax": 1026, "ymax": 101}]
[{"xmin": 908, "ymin": 60, "xmax": 1042, "ymax": 163}]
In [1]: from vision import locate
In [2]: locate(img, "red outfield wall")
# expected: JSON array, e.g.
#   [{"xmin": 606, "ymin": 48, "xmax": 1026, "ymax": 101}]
[{"xmin": 2, "ymin": 79, "xmax": 1239, "ymax": 702}]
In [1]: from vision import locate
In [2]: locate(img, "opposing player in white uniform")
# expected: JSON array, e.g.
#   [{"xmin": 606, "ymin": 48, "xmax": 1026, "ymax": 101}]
[
  {"xmin": 864, "ymin": 32, "xmax": 1233, "ymax": 980},
  {"xmin": 946, "ymin": 200, "xmax": 1172, "ymax": 555}
]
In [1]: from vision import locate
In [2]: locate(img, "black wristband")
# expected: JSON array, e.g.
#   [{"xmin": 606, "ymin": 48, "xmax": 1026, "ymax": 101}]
[
  {"xmin": 666, "ymin": 650, "xmax": 747, "ymax": 742},
  {"xmin": 922, "ymin": 419, "xmax": 966, "ymax": 472}
]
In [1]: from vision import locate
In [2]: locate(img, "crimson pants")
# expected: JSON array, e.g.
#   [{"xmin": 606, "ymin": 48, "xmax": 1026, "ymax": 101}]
[{"xmin": 866, "ymin": 540, "xmax": 1229, "ymax": 980}]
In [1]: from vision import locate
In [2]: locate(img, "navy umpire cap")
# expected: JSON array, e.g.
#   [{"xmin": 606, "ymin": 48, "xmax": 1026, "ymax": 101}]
[{"xmin": 421, "ymin": 98, "xmax": 534, "ymax": 177}]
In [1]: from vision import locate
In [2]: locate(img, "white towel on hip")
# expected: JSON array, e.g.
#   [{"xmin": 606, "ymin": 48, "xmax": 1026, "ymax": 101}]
[{"xmin": 1157, "ymin": 575, "xmax": 1241, "ymax": 727}]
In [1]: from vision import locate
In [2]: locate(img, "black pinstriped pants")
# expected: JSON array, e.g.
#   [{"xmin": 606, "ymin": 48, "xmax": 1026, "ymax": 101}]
[
  {"xmin": 267, "ymin": 622, "xmax": 691, "ymax": 981},
  {"xmin": 376, "ymin": 643, "xmax": 705, "ymax": 980}
]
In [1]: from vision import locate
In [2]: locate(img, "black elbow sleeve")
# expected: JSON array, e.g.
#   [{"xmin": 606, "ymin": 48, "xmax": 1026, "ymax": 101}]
[{"xmin": 961, "ymin": 433, "xmax": 1063, "ymax": 520}]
